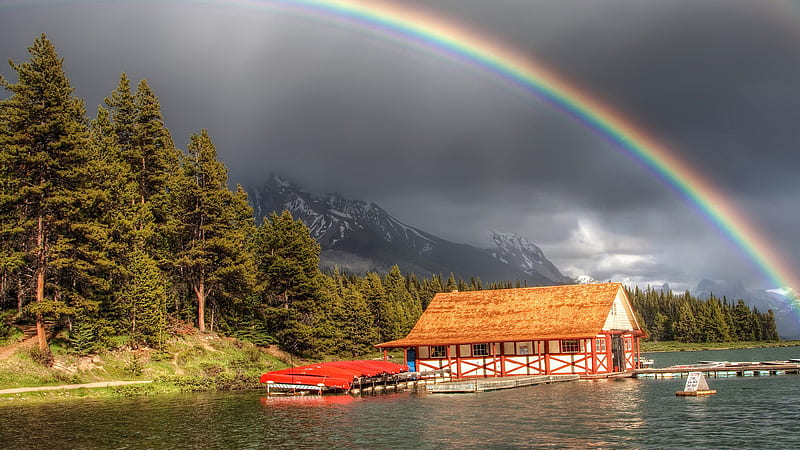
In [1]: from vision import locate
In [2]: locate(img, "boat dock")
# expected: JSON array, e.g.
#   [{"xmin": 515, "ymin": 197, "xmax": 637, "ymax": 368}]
[
  {"xmin": 635, "ymin": 360, "xmax": 800, "ymax": 379},
  {"xmin": 261, "ymin": 360, "xmax": 455, "ymax": 396},
  {"xmin": 424, "ymin": 374, "xmax": 579, "ymax": 394},
  {"xmin": 347, "ymin": 369, "xmax": 452, "ymax": 395}
]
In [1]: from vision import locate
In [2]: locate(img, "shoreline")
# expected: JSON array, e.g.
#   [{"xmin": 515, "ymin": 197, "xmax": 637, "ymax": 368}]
[
  {"xmin": 641, "ymin": 340, "xmax": 800, "ymax": 353},
  {"xmin": 0, "ymin": 377, "xmax": 264, "ymax": 404},
  {"xmin": 0, "ymin": 380, "xmax": 154, "ymax": 395}
]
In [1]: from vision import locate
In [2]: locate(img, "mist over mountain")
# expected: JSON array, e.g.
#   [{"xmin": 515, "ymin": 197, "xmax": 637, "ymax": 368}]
[{"xmin": 248, "ymin": 175, "xmax": 571, "ymax": 285}]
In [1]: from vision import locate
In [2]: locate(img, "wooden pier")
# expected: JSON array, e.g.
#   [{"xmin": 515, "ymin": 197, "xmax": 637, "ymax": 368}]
[
  {"xmin": 265, "ymin": 368, "xmax": 455, "ymax": 397},
  {"xmin": 347, "ymin": 369, "xmax": 452, "ymax": 396},
  {"xmin": 634, "ymin": 360, "xmax": 800, "ymax": 379},
  {"xmin": 424, "ymin": 374, "xmax": 579, "ymax": 394}
]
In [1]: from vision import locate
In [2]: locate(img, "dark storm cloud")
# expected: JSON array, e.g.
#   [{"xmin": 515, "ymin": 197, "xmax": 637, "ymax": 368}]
[{"xmin": 2, "ymin": 0, "xmax": 798, "ymax": 290}]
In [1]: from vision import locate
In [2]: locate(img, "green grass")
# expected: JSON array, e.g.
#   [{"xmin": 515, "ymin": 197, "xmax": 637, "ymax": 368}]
[
  {"xmin": 641, "ymin": 340, "xmax": 800, "ymax": 353},
  {"xmin": 0, "ymin": 381, "xmax": 178, "ymax": 405},
  {"xmin": 0, "ymin": 333, "xmax": 290, "ymax": 401}
]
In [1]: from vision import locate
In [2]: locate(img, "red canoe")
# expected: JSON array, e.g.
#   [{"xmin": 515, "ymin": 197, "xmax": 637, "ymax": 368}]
[{"xmin": 260, "ymin": 360, "xmax": 408, "ymax": 390}]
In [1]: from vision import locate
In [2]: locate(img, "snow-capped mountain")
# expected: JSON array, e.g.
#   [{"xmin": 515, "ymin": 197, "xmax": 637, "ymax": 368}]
[
  {"xmin": 574, "ymin": 275, "xmax": 599, "ymax": 285},
  {"xmin": 248, "ymin": 175, "xmax": 570, "ymax": 285},
  {"xmin": 489, "ymin": 231, "xmax": 569, "ymax": 283},
  {"xmin": 694, "ymin": 279, "xmax": 800, "ymax": 339}
]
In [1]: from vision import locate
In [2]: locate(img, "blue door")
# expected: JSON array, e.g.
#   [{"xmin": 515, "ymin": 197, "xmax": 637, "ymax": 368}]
[{"xmin": 407, "ymin": 348, "xmax": 416, "ymax": 372}]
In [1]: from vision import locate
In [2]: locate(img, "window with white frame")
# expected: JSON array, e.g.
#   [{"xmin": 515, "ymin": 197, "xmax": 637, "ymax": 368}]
[
  {"xmin": 561, "ymin": 340, "xmax": 580, "ymax": 353},
  {"xmin": 430, "ymin": 345, "xmax": 446, "ymax": 358},
  {"xmin": 472, "ymin": 343, "xmax": 489, "ymax": 356},
  {"xmin": 595, "ymin": 338, "xmax": 607, "ymax": 353}
]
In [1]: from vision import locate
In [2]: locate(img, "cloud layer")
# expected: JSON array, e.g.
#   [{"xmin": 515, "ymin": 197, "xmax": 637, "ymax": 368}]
[{"xmin": 2, "ymin": 0, "xmax": 799, "ymax": 290}]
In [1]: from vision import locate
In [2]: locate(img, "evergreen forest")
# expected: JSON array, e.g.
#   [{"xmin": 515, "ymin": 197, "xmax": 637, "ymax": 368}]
[
  {"xmin": 0, "ymin": 36, "xmax": 778, "ymax": 362},
  {"xmin": 628, "ymin": 286, "xmax": 779, "ymax": 343}
]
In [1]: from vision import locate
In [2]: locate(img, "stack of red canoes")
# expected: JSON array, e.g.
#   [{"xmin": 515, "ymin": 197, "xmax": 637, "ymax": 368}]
[{"xmin": 259, "ymin": 360, "xmax": 408, "ymax": 390}]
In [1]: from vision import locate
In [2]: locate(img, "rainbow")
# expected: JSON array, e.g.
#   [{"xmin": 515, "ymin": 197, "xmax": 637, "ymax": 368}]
[
  {"xmin": 226, "ymin": 0, "xmax": 798, "ymax": 293},
  {"xmin": 7, "ymin": 1, "xmax": 798, "ymax": 294}
]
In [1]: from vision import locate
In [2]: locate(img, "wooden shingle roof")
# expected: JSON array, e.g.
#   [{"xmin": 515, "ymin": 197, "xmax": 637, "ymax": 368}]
[{"xmin": 376, "ymin": 282, "xmax": 639, "ymax": 348}]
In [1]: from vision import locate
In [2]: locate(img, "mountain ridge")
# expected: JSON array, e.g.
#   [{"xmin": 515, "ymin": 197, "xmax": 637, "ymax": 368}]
[{"xmin": 248, "ymin": 175, "xmax": 571, "ymax": 285}]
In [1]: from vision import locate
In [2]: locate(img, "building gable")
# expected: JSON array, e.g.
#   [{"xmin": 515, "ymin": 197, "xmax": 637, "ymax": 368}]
[{"xmin": 601, "ymin": 287, "xmax": 640, "ymax": 331}]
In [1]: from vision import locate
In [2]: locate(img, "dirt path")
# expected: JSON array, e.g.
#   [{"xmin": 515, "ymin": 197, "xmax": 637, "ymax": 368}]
[
  {"xmin": 0, "ymin": 335, "xmax": 37, "ymax": 361},
  {"xmin": 0, "ymin": 380, "xmax": 153, "ymax": 395},
  {"xmin": 171, "ymin": 349, "xmax": 186, "ymax": 375}
]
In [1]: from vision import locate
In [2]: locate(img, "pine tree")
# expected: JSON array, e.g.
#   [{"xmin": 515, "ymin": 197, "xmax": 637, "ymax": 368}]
[
  {"xmin": 174, "ymin": 130, "xmax": 255, "ymax": 332},
  {"xmin": 87, "ymin": 105, "xmax": 137, "ymax": 293},
  {"xmin": 253, "ymin": 211, "xmax": 324, "ymax": 354},
  {"xmin": 674, "ymin": 301, "xmax": 698, "ymax": 343},
  {"xmin": 323, "ymin": 270, "xmax": 379, "ymax": 356},
  {"xmin": 132, "ymin": 79, "xmax": 178, "ymax": 210},
  {"xmin": 762, "ymin": 310, "xmax": 779, "ymax": 341},
  {"xmin": 706, "ymin": 298, "xmax": 731, "ymax": 342},
  {"xmin": 102, "ymin": 74, "xmax": 143, "ymax": 244},
  {"xmin": 733, "ymin": 300, "xmax": 754, "ymax": 341},
  {"xmin": 118, "ymin": 249, "xmax": 168, "ymax": 348},
  {"xmin": 0, "ymin": 35, "xmax": 90, "ymax": 350},
  {"xmin": 384, "ymin": 265, "xmax": 421, "ymax": 337},
  {"xmin": 445, "ymin": 273, "xmax": 457, "ymax": 292},
  {"xmin": 419, "ymin": 274, "xmax": 443, "ymax": 310},
  {"xmin": 339, "ymin": 283, "xmax": 380, "ymax": 355},
  {"xmin": 104, "ymin": 74, "xmax": 155, "ymax": 245},
  {"xmin": 361, "ymin": 271, "xmax": 398, "ymax": 342},
  {"xmin": 104, "ymin": 73, "xmax": 137, "ymax": 154}
]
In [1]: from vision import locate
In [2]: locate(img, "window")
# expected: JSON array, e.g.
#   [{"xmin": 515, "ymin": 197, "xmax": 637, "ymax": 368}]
[
  {"xmin": 561, "ymin": 340, "xmax": 580, "ymax": 353},
  {"xmin": 472, "ymin": 343, "xmax": 489, "ymax": 356},
  {"xmin": 430, "ymin": 345, "xmax": 446, "ymax": 358},
  {"xmin": 595, "ymin": 338, "xmax": 607, "ymax": 353}
]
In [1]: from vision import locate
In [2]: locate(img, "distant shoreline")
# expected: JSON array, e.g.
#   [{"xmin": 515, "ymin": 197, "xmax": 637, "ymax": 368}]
[{"xmin": 641, "ymin": 340, "xmax": 800, "ymax": 353}]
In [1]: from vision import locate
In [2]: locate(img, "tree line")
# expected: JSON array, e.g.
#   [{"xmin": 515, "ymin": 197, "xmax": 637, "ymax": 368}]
[{"xmin": 628, "ymin": 286, "xmax": 779, "ymax": 342}]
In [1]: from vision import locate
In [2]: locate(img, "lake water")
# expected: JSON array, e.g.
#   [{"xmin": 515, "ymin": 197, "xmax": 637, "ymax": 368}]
[{"xmin": 2, "ymin": 347, "xmax": 800, "ymax": 449}]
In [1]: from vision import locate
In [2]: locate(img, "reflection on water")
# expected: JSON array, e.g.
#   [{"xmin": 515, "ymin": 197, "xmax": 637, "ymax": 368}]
[
  {"xmin": 2, "ymin": 347, "xmax": 800, "ymax": 448},
  {"xmin": 259, "ymin": 393, "xmax": 360, "ymax": 407},
  {"xmin": 419, "ymin": 378, "xmax": 647, "ymax": 448}
]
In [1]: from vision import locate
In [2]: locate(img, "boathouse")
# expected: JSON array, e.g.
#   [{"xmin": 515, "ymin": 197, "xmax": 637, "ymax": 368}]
[{"xmin": 376, "ymin": 282, "xmax": 645, "ymax": 378}]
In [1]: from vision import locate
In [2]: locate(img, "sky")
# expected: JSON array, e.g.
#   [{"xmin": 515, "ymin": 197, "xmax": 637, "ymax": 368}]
[{"xmin": 1, "ymin": 0, "xmax": 799, "ymax": 292}]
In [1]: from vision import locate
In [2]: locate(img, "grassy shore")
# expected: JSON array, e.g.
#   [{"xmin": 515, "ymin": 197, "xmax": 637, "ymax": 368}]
[
  {"xmin": 0, "ymin": 333, "xmax": 295, "ymax": 403},
  {"xmin": 641, "ymin": 340, "xmax": 800, "ymax": 353}
]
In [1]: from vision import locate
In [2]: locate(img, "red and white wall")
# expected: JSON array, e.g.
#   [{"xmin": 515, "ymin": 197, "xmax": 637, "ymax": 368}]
[{"xmin": 411, "ymin": 333, "xmax": 641, "ymax": 378}]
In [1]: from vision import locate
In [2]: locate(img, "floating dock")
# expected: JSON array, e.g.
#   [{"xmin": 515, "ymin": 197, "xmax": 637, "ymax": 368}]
[
  {"xmin": 676, "ymin": 389, "xmax": 717, "ymax": 396},
  {"xmin": 424, "ymin": 374, "xmax": 579, "ymax": 394},
  {"xmin": 260, "ymin": 360, "xmax": 453, "ymax": 396},
  {"xmin": 347, "ymin": 369, "xmax": 452, "ymax": 395},
  {"xmin": 635, "ymin": 360, "xmax": 800, "ymax": 379}
]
